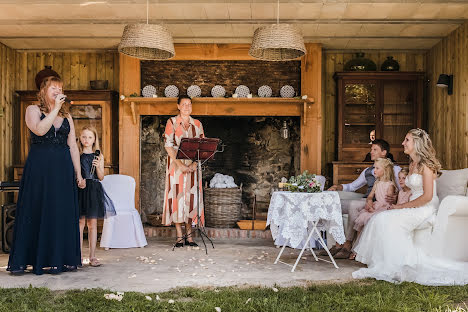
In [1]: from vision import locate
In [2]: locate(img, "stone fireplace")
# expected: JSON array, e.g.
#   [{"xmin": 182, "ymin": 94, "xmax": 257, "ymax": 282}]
[{"xmin": 140, "ymin": 116, "xmax": 300, "ymax": 220}]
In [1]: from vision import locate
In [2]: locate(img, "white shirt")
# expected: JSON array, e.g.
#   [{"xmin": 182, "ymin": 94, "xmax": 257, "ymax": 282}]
[{"xmin": 342, "ymin": 165, "xmax": 402, "ymax": 192}]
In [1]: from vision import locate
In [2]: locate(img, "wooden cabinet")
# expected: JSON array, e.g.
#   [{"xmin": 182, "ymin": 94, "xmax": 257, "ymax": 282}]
[
  {"xmin": 333, "ymin": 72, "xmax": 424, "ymax": 187},
  {"xmin": 15, "ymin": 90, "xmax": 119, "ymax": 175}
]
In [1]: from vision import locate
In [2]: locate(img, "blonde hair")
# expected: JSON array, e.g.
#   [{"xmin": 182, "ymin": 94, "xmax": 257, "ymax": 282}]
[
  {"xmin": 37, "ymin": 76, "xmax": 70, "ymax": 118},
  {"xmin": 78, "ymin": 126, "xmax": 101, "ymax": 154},
  {"xmin": 407, "ymin": 128, "xmax": 442, "ymax": 176},
  {"xmin": 399, "ymin": 167, "xmax": 409, "ymax": 177},
  {"xmin": 374, "ymin": 157, "xmax": 398, "ymax": 190}
]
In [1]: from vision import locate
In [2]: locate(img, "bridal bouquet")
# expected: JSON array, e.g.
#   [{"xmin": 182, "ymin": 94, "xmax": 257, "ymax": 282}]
[{"xmin": 284, "ymin": 170, "xmax": 322, "ymax": 193}]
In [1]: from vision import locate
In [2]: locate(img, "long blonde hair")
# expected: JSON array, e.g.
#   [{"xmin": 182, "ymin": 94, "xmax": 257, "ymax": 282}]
[
  {"xmin": 374, "ymin": 157, "xmax": 398, "ymax": 190},
  {"xmin": 407, "ymin": 128, "xmax": 441, "ymax": 176},
  {"xmin": 78, "ymin": 126, "xmax": 101, "ymax": 154},
  {"xmin": 37, "ymin": 76, "xmax": 70, "ymax": 118}
]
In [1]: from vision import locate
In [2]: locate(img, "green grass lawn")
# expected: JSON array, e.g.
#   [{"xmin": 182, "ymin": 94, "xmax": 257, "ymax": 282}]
[{"xmin": 0, "ymin": 281, "xmax": 467, "ymax": 312}]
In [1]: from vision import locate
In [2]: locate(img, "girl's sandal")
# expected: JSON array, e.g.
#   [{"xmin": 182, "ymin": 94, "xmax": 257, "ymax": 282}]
[
  {"xmin": 349, "ymin": 252, "xmax": 357, "ymax": 260},
  {"xmin": 89, "ymin": 258, "xmax": 101, "ymax": 267}
]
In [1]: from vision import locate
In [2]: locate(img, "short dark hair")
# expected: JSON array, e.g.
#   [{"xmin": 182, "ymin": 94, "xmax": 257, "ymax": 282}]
[
  {"xmin": 372, "ymin": 139, "xmax": 390, "ymax": 155},
  {"xmin": 177, "ymin": 94, "xmax": 191, "ymax": 104}
]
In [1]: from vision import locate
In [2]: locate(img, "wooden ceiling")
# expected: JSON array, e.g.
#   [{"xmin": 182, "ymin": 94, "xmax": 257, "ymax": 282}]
[{"xmin": 0, "ymin": 0, "xmax": 467, "ymax": 51}]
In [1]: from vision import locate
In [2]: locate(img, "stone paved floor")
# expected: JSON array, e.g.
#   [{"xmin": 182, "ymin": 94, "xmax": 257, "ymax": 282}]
[{"xmin": 0, "ymin": 238, "xmax": 364, "ymax": 292}]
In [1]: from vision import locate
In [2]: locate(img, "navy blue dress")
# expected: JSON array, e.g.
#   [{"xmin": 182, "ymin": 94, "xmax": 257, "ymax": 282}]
[
  {"xmin": 7, "ymin": 113, "xmax": 81, "ymax": 275},
  {"xmin": 78, "ymin": 153, "xmax": 116, "ymax": 219}
]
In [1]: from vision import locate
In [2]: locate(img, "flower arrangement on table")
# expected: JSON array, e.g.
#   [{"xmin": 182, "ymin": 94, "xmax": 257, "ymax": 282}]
[{"xmin": 280, "ymin": 170, "xmax": 322, "ymax": 193}]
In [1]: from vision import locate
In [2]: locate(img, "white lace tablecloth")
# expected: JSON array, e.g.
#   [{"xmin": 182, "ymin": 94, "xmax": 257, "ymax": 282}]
[{"xmin": 267, "ymin": 191, "xmax": 345, "ymax": 249}]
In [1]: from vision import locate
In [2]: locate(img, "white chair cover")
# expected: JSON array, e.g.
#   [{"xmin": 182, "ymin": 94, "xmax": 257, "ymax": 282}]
[{"xmin": 100, "ymin": 175, "xmax": 147, "ymax": 249}]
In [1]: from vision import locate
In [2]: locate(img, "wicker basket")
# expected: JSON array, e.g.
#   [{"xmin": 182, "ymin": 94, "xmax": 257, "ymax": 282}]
[{"xmin": 204, "ymin": 184, "xmax": 242, "ymax": 228}]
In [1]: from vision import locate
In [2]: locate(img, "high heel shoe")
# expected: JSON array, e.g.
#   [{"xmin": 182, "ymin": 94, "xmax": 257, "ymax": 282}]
[
  {"xmin": 174, "ymin": 236, "xmax": 184, "ymax": 248},
  {"xmin": 184, "ymin": 233, "xmax": 198, "ymax": 247}
]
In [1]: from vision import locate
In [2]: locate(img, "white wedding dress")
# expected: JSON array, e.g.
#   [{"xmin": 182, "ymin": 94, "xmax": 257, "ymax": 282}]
[{"xmin": 352, "ymin": 174, "xmax": 468, "ymax": 285}]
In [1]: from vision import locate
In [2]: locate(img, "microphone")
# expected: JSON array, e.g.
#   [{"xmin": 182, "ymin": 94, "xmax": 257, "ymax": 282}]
[{"xmin": 90, "ymin": 149, "xmax": 101, "ymax": 177}]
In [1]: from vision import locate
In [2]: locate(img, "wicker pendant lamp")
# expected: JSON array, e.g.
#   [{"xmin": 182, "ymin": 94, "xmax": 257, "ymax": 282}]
[
  {"xmin": 118, "ymin": 0, "xmax": 175, "ymax": 60},
  {"xmin": 249, "ymin": 0, "xmax": 306, "ymax": 61}
]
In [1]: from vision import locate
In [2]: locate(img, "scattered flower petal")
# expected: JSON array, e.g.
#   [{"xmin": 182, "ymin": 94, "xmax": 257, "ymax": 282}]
[
  {"xmin": 245, "ymin": 298, "xmax": 251, "ymax": 304},
  {"xmin": 156, "ymin": 295, "xmax": 161, "ymax": 301},
  {"xmin": 168, "ymin": 299, "xmax": 175, "ymax": 304},
  {"xmin": 272, "ymin": 287, "xmax": 279, "ymax": 292},
  {"xmin": 145, "ymin": 296, "xmax": 152, "ymax": 301},
  {"xmin": 215, "ymin": 307, "xmax": 222, "ymax": 312}
]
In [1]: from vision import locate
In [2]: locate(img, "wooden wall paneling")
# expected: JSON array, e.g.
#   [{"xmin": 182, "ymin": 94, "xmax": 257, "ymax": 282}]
[
  {"xmin": 14, "ymin": 52, "xmax": 119, "ymax": 92},
  {"xmin": 0, "ymin": 44, "xmax": 17, "ymax": 206},
  {"xmin": 426, "ymin": 21, "xmax": 468, "ymax": 169},
  {"xmin": 62, "ymin": 53, "xmax": 71, "ymax": 90}
]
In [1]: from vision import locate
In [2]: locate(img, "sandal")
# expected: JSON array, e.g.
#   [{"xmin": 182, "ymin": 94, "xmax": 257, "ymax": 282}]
[
  {"xmin": 318, "ymin": 245, "xmax": 341, "ymax": 257},
  {"xmin": 348, "ymin": 252, "xmax": 356, "ymax": 260},
  {"xmin": 334, "ymin": 248, "xmax": 352, "ymax": 259},
  {"xmin": 89, "ymin": 258, "xmax": 101, "ymax": 267},
  {"xmin": 174, "ymin": 236, "xmax": 184, "ymax": 248},
  {"xmin": 184, "ymin": 233, "xmax": 198, "ymax": 247}
]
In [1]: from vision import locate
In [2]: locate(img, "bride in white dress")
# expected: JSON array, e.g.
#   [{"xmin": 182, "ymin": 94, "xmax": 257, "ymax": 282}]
[{"xmin": 352, "ymin": 129, "xmax": 468, "ymax": 285}]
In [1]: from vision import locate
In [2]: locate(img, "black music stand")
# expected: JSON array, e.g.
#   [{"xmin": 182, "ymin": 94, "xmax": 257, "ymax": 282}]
[{"xmin": 175, "ymin": 137, "xmax": 221, "ymax": 254}]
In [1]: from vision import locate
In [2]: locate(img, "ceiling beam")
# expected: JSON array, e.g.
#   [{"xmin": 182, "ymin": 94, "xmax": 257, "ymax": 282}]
[{"xmin": 0, "ymin": 18, "xmax": 465, "ymax": 25}]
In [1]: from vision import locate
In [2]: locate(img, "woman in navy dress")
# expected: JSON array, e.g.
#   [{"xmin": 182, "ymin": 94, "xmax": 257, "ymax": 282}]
[{"xmin": 7, "ymin": 76, "xmax": 85, "ymax": 275}]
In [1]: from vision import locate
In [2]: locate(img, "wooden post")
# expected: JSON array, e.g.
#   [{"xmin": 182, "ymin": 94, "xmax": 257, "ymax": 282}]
[
  {"xmin": 119, "ymin": 54, "xmax": 141, "ymax": 210},
  {"xmin": 301, "ymin": 43, "xmax": 322, "ymax": 175}
]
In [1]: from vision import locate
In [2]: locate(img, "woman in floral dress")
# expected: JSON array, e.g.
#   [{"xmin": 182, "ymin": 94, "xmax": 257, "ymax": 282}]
[{"xmin": 163, "ymin": 95, "xmax": 204, "ymax": 247}]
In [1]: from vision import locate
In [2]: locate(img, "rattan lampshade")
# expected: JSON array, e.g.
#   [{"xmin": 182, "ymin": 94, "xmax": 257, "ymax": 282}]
[
  {"xmin": 118, "ymin": 24, "xmax": 175, "ymax": 60},
  {"xmin": 249, "ymin": 24, "xmax": 306, "ymax": 61}
]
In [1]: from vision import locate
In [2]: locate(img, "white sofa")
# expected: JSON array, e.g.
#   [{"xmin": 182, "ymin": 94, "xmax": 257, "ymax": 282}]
[
  {"xmin": 413, "ymin": 168, "xmax": 468, "ymax": 261},
  {"xmin": 331, "ymin": 169, "xmax": 468, "ymax": 256}
]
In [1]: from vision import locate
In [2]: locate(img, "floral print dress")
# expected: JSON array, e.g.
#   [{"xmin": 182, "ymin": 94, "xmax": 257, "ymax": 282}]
[{"xmin": 162, "ymin": 115, "xmax": 205, "ymax": 225}]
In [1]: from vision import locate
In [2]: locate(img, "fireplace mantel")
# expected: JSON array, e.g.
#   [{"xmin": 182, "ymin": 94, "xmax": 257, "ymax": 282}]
[
  {"xmin": 124, "ymin": 97, "xmax": 315, "ymax": 124},
  {"xmin": 119, "ymin": 43, "xmax": 322, "ymax": 211}
]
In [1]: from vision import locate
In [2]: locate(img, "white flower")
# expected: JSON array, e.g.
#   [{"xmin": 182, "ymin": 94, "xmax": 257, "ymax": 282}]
[
  {"xmin": 152, "ymin": 94, "xmax": 158, "ymax": 98},
  {"xmin": 168, "ymin": 299, "xmax": 175, "ymax": 304},
  {"xmin": 145, "ymin": 296, "xmax": 152, "ymax": 301},
  {"xmin": 120, "ymin": 94, "xmax": 126, "ymax": 100},
  {"xmin": 232, "ymin": 93, "xmax": 238, "ymax": 98},
  {"xmin": 247, "ymin": 93, "xmax": 253, "ymax": 98},
  {"xmin": 302, "ymin": 95, "xmax": 308, "ymax": 99},
  {"xmin": 104, "ymin": 293, "xmax": 123, "ymax": 301}
]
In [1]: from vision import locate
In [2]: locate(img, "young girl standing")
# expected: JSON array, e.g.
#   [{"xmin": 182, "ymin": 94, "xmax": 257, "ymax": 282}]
[
  {"xmin": 78, "ymin": 126, "xmax": 115, "ymax": 267},
  {"xmin": 396, "ymin": 168, "xmax": 412, "ymax": 205},
  {"xmin": 353, "ymin": 157, "xmax": 398, "ymax": 232}
]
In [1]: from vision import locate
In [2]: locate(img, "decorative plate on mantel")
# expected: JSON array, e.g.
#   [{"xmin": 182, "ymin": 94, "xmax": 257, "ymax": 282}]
[
  {"xmin": 280, "ymin": 85, "xmax": 295, "ymax": 98},
  {"xmin": 142, "ymin": 85, "xmax": 157, "ymax": 98},
  {"xmin": 187, "ymin": 85, "xmax": 202, "ymax": 98},
  {"xmin": 164, "ymin": 85, "xmax": 179, "ymax": 98},
  {"xmin": 211, "ymin": 85, "xmax": 226, "ymax": 98},
  {"xmin": 235, "ymin": 85, "xmax": 250, "ymax": 98},
  {"xmin": 258, "ymin": 85, "xmax": 272, "ymax": 97}
]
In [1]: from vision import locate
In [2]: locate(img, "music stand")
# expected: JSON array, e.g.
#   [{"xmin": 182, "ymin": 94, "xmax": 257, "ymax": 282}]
[{"xmin": 175, "ymin": 137, "xmax": 221, "ymax": 254}]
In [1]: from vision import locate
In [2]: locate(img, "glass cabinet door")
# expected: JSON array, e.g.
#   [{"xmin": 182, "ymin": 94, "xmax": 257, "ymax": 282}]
[
  {"xmin": 343, "ymin": 82, "xmax": 377, "ymax": 145},
  {"xmin": 69, "ymin": 104, "xmax": 103, "ymax": 146},
  {"xmin": 381, "ymin": 81, "xmax": 415, "ymax": 146}
]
